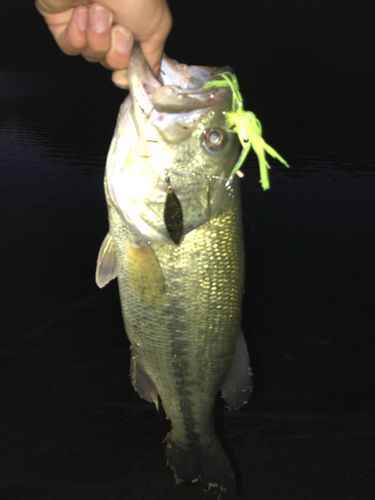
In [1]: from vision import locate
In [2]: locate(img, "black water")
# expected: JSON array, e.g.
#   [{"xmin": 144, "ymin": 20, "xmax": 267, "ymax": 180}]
[{"xmin": 1, "ymin": 2, "xmax": 375, "ymax": 499}]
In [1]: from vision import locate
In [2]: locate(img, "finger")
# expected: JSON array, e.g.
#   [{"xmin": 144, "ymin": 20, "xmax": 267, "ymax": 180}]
[
  {"xmin": 140, "ymin": 7, "xmax": 172, "ymax": 76},
  {"xmin": 112, "ymin": 69, "xmax": 129, "ymax": 89},
  {"xmin": 83, "ymin": 2, "xmax": 112, "ymax": 62},
  {"xmin": 140, "ymin": 39, "xmax": 163, "ymax": 77},
  {"xmin": 41, "ymin": 7, "xmax": 87, "ymax": 55},
  {"xmin": 102, "ymin": 25, "xmax": 133, "ymax": 71},
  {"xmin": 35, "ymin": 1, "xmax": 86, "ymax": 16},
  {"xmin": 57, "ymin": 6, "xmax": 88, "ymax": 55}
]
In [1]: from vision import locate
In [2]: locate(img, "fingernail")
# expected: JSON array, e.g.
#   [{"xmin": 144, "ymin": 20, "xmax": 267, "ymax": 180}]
[
  {"xmin": 92, "ymin": 4, "xmax": 112, "ymax": 34},
  {"xmin": 114, "ymin": 28, "xmax": 132, "ymax": 54},
  {"xmin": 75, "ymin": 7, "xmax": 87, "ymax": 32},
  {"xmin": 112, "ymin": 70, "xmax": 129, "ymax": 89}
]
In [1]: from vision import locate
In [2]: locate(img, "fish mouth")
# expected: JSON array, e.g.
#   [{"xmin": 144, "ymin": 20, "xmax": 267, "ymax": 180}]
[{"xmin": 128, "ymin": 45, "xmax": 231, "ymax": 116}]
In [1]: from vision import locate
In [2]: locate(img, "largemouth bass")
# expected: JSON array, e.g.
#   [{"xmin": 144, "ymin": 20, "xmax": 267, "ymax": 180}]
[{"xmin": 96, "ymin": 46, "xmax": 253, "ymax": 491}]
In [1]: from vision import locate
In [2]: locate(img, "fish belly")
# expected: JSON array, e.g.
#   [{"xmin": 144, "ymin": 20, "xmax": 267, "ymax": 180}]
[{"xmin": 108, "ymin": 195, "xmax": 244, "ymax": 449}]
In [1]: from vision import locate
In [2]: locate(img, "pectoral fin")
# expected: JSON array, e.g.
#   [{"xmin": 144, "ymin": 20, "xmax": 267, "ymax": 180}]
[
  {"xmin": 95, "ymin": 233, "xmax": 117, "ymax": 288},
  {"xmin": 221, "ymin": 331, "xmax": 253, "ymax": 410},
  {"xmin": 126, "ymin": 244, "xmax": 166, "ymax": 306}
]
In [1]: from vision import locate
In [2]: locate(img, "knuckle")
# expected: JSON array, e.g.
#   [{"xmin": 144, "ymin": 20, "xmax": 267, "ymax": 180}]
[{"xmin": 82, "ymin": 50, "xmax": 103, "ymax": 63}]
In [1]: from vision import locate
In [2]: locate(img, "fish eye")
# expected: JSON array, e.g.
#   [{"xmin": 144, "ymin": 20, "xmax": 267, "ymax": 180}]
[{"xmin": 202, "ymin": 128, "xmax": 226, "ymax": 152}]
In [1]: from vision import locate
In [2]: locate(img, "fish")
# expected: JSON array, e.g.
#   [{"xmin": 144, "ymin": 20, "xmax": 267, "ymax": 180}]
[{"xmin": 96, "ymin": 45, "xmax": 253, "ymax": 492}]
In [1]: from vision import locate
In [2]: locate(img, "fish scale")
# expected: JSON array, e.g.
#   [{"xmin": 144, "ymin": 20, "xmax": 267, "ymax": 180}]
[{"xmin": 109, "ymin": 187, "xmax": 243, "ymax": 449}]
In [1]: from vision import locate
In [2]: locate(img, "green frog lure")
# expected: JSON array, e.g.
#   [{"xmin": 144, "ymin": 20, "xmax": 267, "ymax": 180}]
[{"xmin": 203, "ymin": 72, "xmax": 289, "ymax": 189}]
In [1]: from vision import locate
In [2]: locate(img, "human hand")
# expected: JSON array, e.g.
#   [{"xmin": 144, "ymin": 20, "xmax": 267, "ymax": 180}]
[{"xmin": 35, "ymin": 0, "xmax": 172, "ymax": 87}]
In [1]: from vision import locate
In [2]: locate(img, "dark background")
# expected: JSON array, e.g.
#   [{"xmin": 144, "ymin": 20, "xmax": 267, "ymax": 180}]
[{"xmin": 1, "ymin": 1, "xmax": 375, "ymax": 499}]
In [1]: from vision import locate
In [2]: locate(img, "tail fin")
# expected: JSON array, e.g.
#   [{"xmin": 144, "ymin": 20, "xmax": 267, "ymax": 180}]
[{"xmin": 165, "ymin": 435, "xmax": 235, "ymax": 492}]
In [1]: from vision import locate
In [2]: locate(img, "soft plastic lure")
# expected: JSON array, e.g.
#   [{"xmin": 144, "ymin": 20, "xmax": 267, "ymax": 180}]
[{"xmin": 203, "ymin": 72, "xmax": 289, "ymax": 190}]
